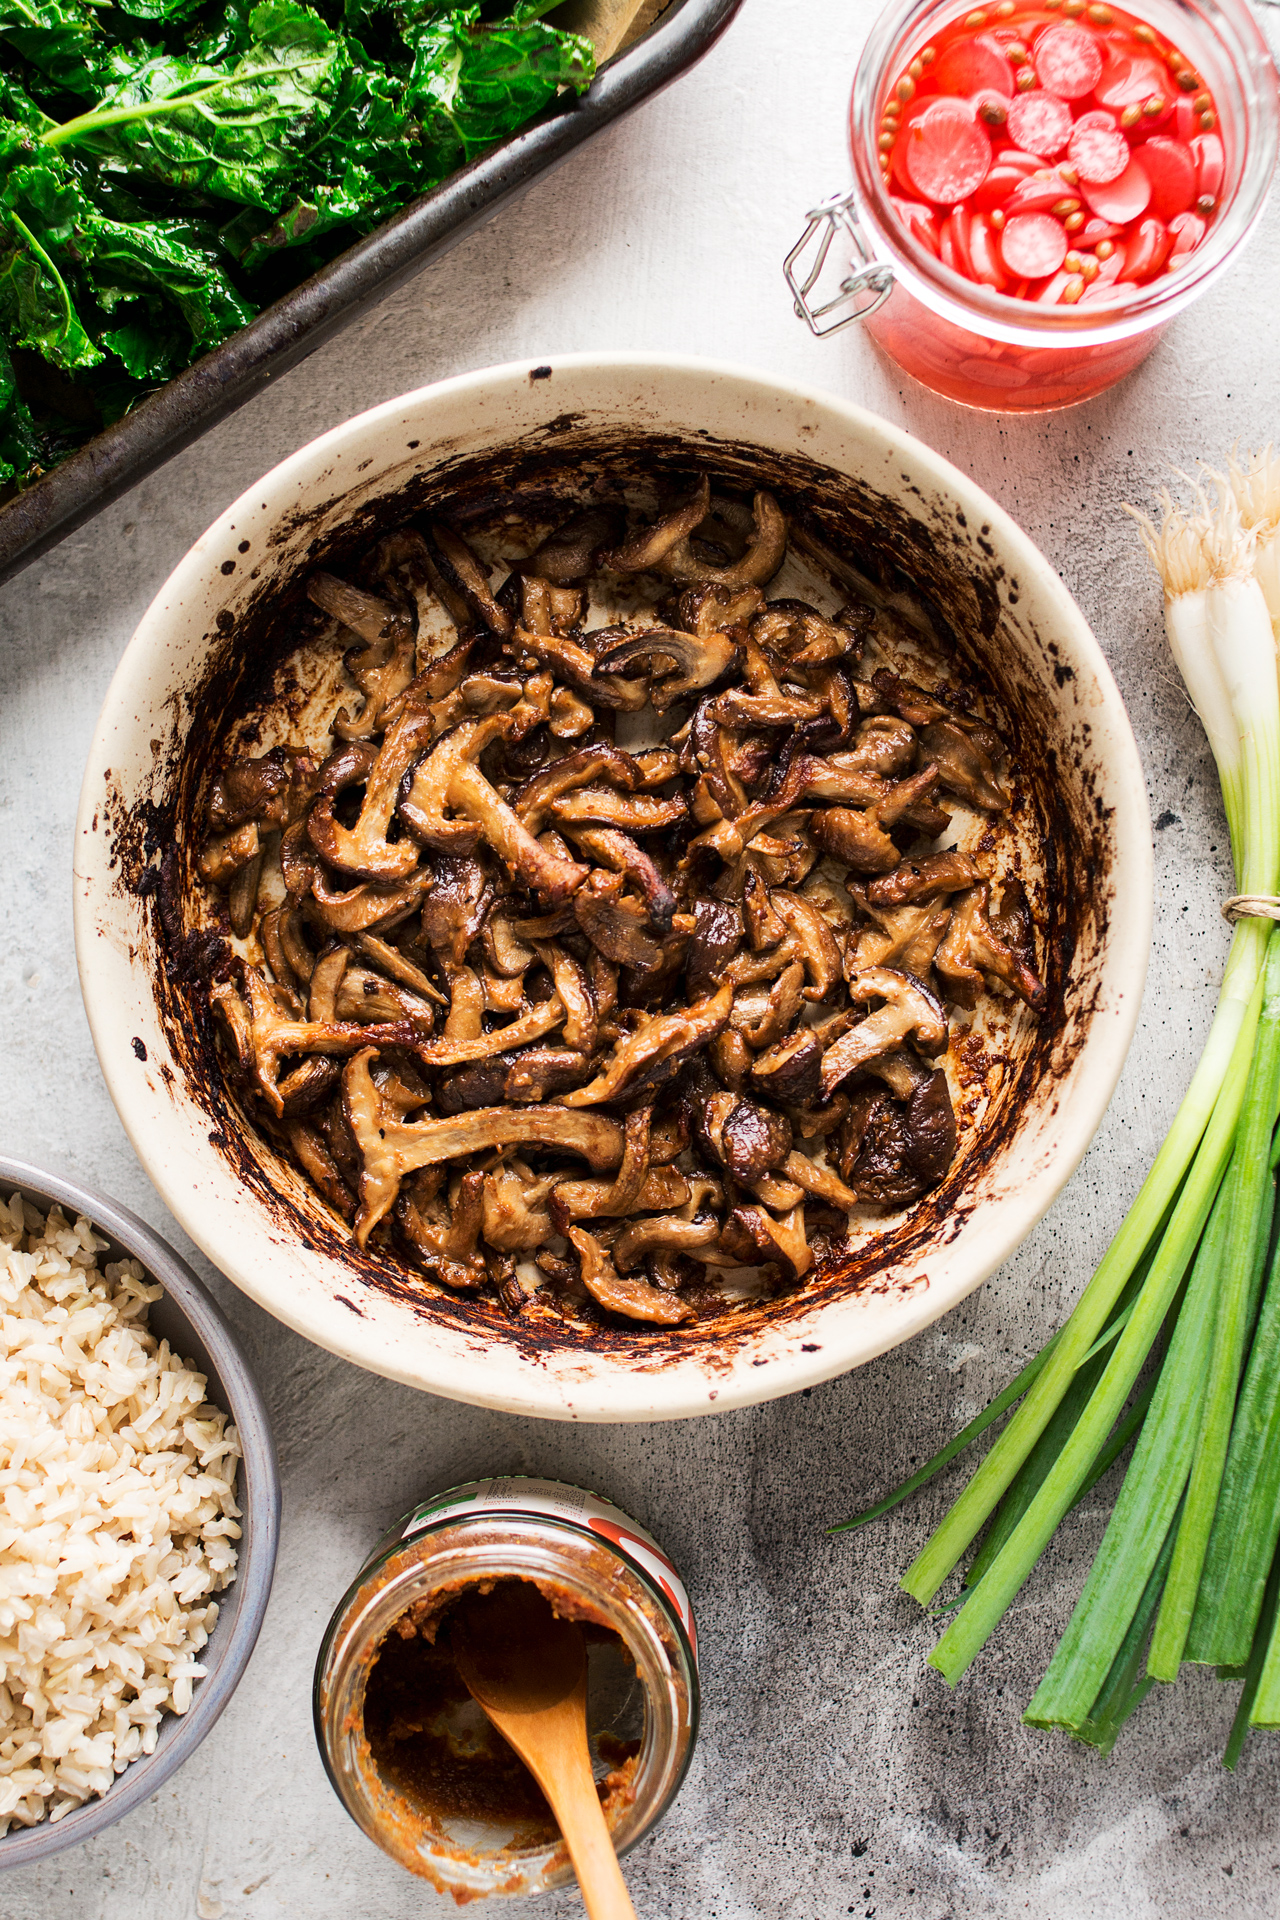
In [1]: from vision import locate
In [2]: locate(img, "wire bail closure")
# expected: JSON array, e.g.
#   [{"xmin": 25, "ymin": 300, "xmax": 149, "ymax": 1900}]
[
  {"xmin": 784, "ymin": 189, "xmax": 896, "ymax": 338},
  {"xmin": 1222, "ymin": 895, "xmax": 1280, "ymax": 924}
]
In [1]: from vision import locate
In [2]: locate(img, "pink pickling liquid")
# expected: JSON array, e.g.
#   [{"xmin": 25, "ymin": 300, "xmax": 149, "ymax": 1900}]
[{"xmin": 852, "ymin": 0, "xmax": 1228, "ymax": 408}]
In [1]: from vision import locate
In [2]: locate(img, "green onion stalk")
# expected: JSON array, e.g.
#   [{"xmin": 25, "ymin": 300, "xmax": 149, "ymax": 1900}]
[{"xmin": 836, "ymin": 451, "xmax": 1280, "ymax": 1764}]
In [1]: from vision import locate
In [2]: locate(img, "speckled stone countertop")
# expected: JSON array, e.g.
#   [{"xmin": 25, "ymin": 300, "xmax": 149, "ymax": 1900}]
[{"xmin": 2, "ymin": 1, "xmax": 1280, "ymax": 1913}]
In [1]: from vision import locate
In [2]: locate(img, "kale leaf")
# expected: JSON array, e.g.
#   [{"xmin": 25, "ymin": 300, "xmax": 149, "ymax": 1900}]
[
  {"xmin": 0, "ymin": 333, "xmax": 40, "ymax": 477},
  {"xmin": 51, "ymin": 5, "xmax": 353, "ymax": 210},
  {"xmin": 400, "ymin": 5, "xmax": 593, "ymax": 176},
  {"xmin": 0, "ymin": 0, "xmax": 597, "ymax": 488},
  {"xmin": 0, "ymin": 0, "xmax": 107, "ymax": 99}
]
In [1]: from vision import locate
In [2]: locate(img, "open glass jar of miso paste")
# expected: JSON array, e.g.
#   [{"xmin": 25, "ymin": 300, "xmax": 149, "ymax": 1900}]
[
  {"xmin": 786, "ymin": 0, "xmax": 1279, "ymax": 409},
  {"xmin": 314, "ymin": 1478, "xmax": 698, "ymax": 1900}
]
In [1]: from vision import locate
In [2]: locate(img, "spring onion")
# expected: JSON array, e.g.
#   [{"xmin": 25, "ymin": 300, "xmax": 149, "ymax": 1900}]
[{"xmin": 838, "ymin": 452, "xmax": 1280, "ymax": 1764}]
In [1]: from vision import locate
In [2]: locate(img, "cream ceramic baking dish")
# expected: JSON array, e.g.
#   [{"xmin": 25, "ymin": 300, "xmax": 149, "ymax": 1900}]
[{"xmin": 73, "ymin": 354, "xmax": 1152, "ymax": 1420}]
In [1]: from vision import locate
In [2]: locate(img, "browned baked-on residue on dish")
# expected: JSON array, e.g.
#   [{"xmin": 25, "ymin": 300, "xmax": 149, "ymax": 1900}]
[{"xmin": 108, "ymin": 427, "xmax": 1115, "ymax": 1365}]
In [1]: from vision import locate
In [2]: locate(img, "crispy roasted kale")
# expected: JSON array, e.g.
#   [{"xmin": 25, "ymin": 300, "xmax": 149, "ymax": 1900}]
[{"xmin": 0, "ymin": 0, "xmax": 595, "ymax": 484}]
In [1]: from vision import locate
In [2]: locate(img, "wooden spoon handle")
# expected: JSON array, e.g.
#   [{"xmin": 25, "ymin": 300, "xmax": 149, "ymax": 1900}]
[{"xmin": 521, "ymin": 1702, "xmax": 638, "ymax": 1920}]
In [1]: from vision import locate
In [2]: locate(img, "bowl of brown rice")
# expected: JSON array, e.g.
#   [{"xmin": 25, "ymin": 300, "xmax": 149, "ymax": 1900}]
[{"xmin": 0, "ymin": 1156, "xmax": 279, "ymax": 1866}]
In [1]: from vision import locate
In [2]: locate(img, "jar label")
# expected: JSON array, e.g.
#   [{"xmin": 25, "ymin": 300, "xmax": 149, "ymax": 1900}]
[{"xmin": 400, "ymin": 1476, "xmax": 697, "ymax": 1657}]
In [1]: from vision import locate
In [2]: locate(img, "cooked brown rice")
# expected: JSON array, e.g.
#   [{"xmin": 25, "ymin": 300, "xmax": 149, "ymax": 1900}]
[{"xmin": 0, "ymin": 1192, "xmax": 241, "ymax": 1831}]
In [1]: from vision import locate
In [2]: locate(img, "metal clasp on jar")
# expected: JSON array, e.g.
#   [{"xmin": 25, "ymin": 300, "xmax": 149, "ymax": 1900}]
[{"xmin": 784, "ymin": 188, "xmax": 896, "ymax": 336}]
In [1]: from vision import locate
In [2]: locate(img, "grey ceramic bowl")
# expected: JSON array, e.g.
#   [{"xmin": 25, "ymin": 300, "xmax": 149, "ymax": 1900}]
[{"xmin": 0, "ymin": 1156, "xmax": 280, "ymax": 1868}]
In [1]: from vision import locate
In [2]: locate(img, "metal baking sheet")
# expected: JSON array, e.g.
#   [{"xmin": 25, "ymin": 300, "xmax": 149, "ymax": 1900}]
[{"xmin": 0, "ymin": 0, "xmax": 742, "ymax": 586}]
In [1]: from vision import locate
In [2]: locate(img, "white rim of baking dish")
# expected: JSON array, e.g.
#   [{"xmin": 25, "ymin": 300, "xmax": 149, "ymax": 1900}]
[{"xmin": 73, "ymin": 354, "xmax": 1153, "ymax": 1421}]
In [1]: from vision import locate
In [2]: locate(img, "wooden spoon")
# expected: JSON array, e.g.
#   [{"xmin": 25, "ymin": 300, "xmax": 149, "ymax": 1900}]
[{"xmin": 452, "ymin": 1580, "xmax": 639, "ymax": 1920}]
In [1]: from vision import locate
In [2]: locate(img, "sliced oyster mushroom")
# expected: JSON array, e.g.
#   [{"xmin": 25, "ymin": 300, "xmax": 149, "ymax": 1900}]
[
  {"xmin": 592, "ymin": 625, "xmax": 737, "ymax": 710},
  {"xmin": 356, "ymin": 933, "xmax": 447, "ymax": 1004},
  {"xmin": 936, "ymin": 883, "xmax": 1046, "ymax": 1011},
  {"xmin": 524, "ymin": 507, "xmax": 624, "ymax": 585},
  {"xmin": 867, "ymin": 851, "xmax": 981, "ymax": 907},
  {"xmin": 809, "ymin": 805, "xmax": 898, "ymax": 875},
  {"xmin": 481, "ymin": 1161, "xmax": 555, "ymax": 1253},
  {"xmin": 919, "ymin": 720, "xmax": 1009, "ymax": 811},
  {"xmin": 563, "ymin": 826, "xmax": 676, "ymax": 932},
  {"xmin": 211, "ymin": 966, "xmax": 440, "ymax": 1119},
  {"xmin": 548, "ymin": 1107, "xmax": 652, "ymax": 1224},
  {"xmin": 563, "ymin": 982, "xmax": 732, "ymax": 1107},
  {"xmin": 419, "ymin": 853, "xmax": 491, "ymax": 962},
  {"xmin": 516, "ymin": 627, "xmax": 649, "ymax": 712},
  {"xmin": 398, "ymin": 1168, "xmax": 488, "ymax": 1289},
  {"xmin": 285, "ymin": 1119, "xmax": 355, "ymax": 1218},
  {"xmin": 782, "ymin": 1150, "xmax": 859, "ymax": 1211},
  {"xmin": 551, "ymin": 1164, "xmax": 689, "ymax": 1230},
  {"xmin": 308, "ymin": 713, "xmax": 435, "ymax": 882},
  {"xmin": 612, "ymin": 1214, "xmax": 720, "ymax": 1271},
  {"xmin": 573, "ymin": 871, "xmax": 663, "ymax": 971},
  {"xmin": 848, "ymin": 887, "xmax": 954, "ymax": 981},
  {"xmin": 820, "ymin": 967, "xmax": 949, "ymax": 1098},
  {"xmin": 605, "ymin": 477, "xmax": 712, "ymax": 574},
  {"xmin": 547, "ymin": 787, "xmax": 687, "ymax": 834},
  {"xmin": 504, "ymin": 1048, "xmax": 596, "ymax": 1103},
  {"xmin": 306, "ymin": 572, "xmax": 411, "ymax": 646},
  {"xmin": 200, "ymin": 820, "xmax": 260, "ymax": 888},
  {"xmin": 401, "ymin": 717, "xmax": 587, "ymax": 902},
  {"xmin": 568, "ymin": 1226, "xmax": 696, "ymax": 1327},
  {"xmin": 518, "ymin": 575, "xmax": 584, "ymax": 639},
  {"xmin": 429, "ymin": 523, "xmax": 513, "ymax": 637},
  {"xmin": 309, "ymin": 867, "xmax": 432, "ymax": 934},
  {"xmin": 660, "ymin": 490, "xmax": 788, "ymax": 589},
  {"xmin": 343, "ymin": 1050, "xmax": 625, "ymax": 1243}
]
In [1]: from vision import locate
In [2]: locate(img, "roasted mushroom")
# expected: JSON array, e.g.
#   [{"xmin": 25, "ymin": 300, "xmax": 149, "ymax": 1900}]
[{"xmin": 197, "ymin": 469, "xmax": 1047, "ymax": 1322}]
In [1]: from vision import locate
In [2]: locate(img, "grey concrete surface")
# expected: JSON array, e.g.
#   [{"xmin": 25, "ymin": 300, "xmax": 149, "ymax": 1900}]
[{"xmin": 3, "ymin": 0, "xmax": 1280, "ymax": 1912}]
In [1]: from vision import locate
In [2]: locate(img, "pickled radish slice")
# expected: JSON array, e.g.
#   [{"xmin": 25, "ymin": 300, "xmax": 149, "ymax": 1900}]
[
  {"xmin": 1034, "ymin": 268, "xmax": 1075, "ymax": 304},
  {"xmin": 971, "ymin": 161, "xmax": 1042, "ymax": 210},
  {"xmin": 935, "ymin": 33, "xmax": 1016, "ymax": 99},
  {"xmin": 1174, "ymin": 96, "xmax": 1198, "ymax": 143},
  {"xmin": 1093, "ymin": 46, "xmax": 1167, "ymax": 109},
  {"xmin": 1000, "ymin": 211, "xmax": 1069, "ymax": 277},
  {"xmin": 1168, "ymin": 210, "xmax": 1207, "ymax": 261},
  {"xmin": 1005, "ymin": 91, "xmax": 1072, "ymax": 157},
  {"xmin": 1032, "ymin": 25, "xmax": 1103, "ymax": 100},
  {"xmin": 1002, "ymin": 149, "xmax": 1054, "ymax": 170},
  {"xmin": 888, "ymin": 94, "xmax": 936, "ymax": 193},
  {"xmin": 1006, "ymin": 171, "xmax": 1075, "ymax": 212},
  {"xmin": 1193, "ymin": 132, "xmax": 1224, "ymax": 201},
  {"xmin": 903, "ymin": 100, "xmax": 993, "ymax": 204},
  {"xmin": 967, "ymin": 212, "xmax": 1008, "ymax": 288},
  {"xmin": 1079, "ymin": 216, "xmax": 1123, "ymax": 245},
  {"xmin": 1137, "ymin": 136, "xmax": 1196, "ymax": 220},
  {"xmin": 1081, "ymin": 155, "xmax": 1151, "ymax": 223},
  {"xmin": 1067, "ymin": 114, "xmax": 1129, "ymax": 184},
  {"xmin": 891, "ymin": 196, "xmax": 942, "ymax": 257},
  {"xmin": 946, "ymin": 207, "xmax": 975, "ymax": 278},
  {"xmin": 1121, "ymin": 214, "xmax": 1173, "ymax": 280}
]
